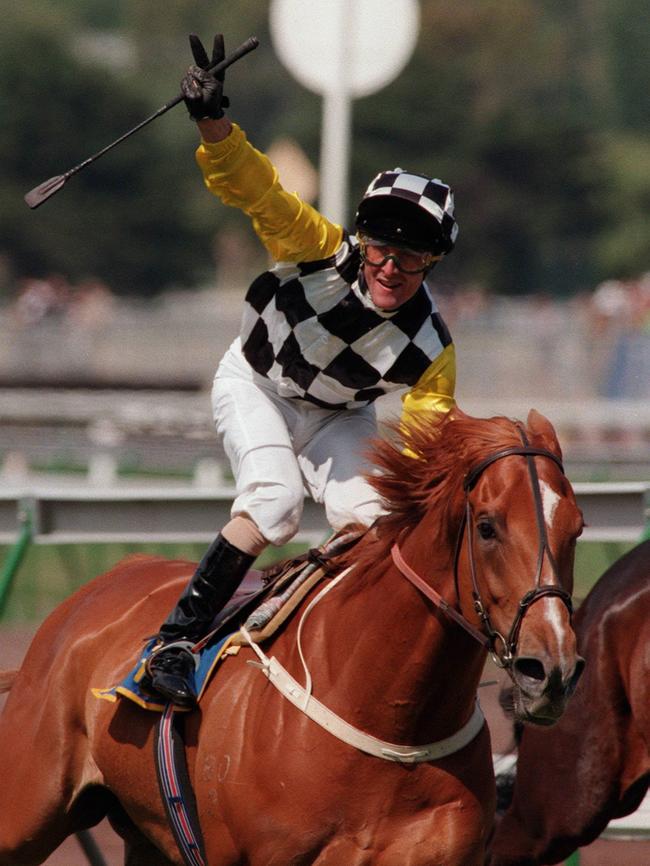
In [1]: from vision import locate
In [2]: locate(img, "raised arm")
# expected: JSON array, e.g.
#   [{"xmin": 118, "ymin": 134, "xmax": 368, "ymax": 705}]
[{"xmin": 180, "ymin": 35, "xmax": 343, "ymax": 263}]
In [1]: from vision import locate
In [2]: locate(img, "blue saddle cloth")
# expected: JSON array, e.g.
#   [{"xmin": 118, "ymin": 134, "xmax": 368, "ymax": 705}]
[
  {"xmin": 92, "ymin": 570, "xmax": 270, "ymax": 711},
  {"xmin": 91, "ymin": 556, "xmax": 324, "ymax": 712},
  {"xmin": 93, "ymin": 632, "xmax": 238, "ymax": 712}
]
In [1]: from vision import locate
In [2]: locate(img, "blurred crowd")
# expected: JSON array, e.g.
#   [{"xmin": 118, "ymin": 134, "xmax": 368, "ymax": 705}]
[
  {"xmin": 587, "ymin": 274, "xmax": 650, "ymax": 399},
  {"xmin": 9, "ymin": 275, "xmax": 116, "ymax": 330},
  {"xmin": 433, "ymin": 273, "xmax": 650, "ymax": 336},
  {"xmin": 7, "ymin": 268, "xmax": 650, "ymax": 336},
  {"xmin": 589, "ymin": 273, "xmax": 650, "ymax": 336},
  {"xmin": 4, "ymin": 269, "xmax": 650, "ymax": 400}
]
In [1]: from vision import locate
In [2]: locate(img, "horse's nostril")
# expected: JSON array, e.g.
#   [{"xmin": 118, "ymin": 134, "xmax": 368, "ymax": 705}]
[{"xmin": 513, "ymin": 657, "xmax": 546, "ymax": 683}]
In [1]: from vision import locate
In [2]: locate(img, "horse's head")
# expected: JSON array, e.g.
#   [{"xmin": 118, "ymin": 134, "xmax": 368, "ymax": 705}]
[
  {"xmin": 372, "ymin": 408, "xmax": 585, "ymax": 726},
  {"xmin": 456, "ymin": 409, "xmax": 585, "ymax": 724}
]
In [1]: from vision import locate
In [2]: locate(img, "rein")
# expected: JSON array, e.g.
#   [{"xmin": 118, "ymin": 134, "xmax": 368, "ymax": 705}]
[
  {"xmin": 390, "ymin": 543, "xmax": 489, "ymax": 649},
  {"xmin": 392, "ymin": 428, "xmax": 574, "ymax": 670}
]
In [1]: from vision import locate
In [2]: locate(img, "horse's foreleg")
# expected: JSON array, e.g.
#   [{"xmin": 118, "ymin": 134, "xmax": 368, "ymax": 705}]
[
  {"xmin": 0, "ymin": 820, "xmax": 72, "ymax": 866},
  {"xmin": 104, "ymin": 769, "xmax": 181, "ymax": 866}
]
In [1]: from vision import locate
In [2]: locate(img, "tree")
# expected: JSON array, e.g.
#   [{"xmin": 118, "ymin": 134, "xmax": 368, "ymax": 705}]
[
  {"xmin": 3, "ymin": 0, "xmax": 649, "ymax": 298},
  {"xmin": 353, "ymin": 0, "xmax": 611, "ymax": 295},
  {"xmin": 0, "ymin": 6, "xmax": 214, "ymax": 296}
]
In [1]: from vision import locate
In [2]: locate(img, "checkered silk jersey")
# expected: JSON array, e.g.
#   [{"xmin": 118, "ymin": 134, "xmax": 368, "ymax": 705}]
[{"xmin": 240, "ymin": 234, "xmax": 453, "ymax": 410}]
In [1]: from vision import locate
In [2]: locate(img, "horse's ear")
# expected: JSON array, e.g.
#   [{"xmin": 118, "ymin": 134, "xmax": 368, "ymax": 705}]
[{"xmin": 526, "ymin": 409, "xmax": 562, "ymax": 456}]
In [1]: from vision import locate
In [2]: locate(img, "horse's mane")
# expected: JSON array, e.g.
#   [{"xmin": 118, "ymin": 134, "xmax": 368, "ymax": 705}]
[{"xmin": 337, "ymin": 409, "xmax": 546, "ymax": 573}]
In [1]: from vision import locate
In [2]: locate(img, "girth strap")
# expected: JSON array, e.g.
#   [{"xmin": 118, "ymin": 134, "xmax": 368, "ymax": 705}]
[{"xmin": 155, "ymin": 705, "xmax": 206, "ymax": 866}]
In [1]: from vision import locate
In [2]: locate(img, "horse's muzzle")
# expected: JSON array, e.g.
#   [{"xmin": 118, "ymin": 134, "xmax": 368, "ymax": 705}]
[{"xmin": 511, "ymin": 653, "xmax": 585, "ymax": 725}]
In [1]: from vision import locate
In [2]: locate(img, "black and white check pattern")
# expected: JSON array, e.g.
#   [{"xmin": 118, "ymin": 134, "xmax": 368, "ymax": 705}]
[
  {"xmin": 240, "ymin": 236, "xmax": 452, "ymax": 410},
  {"xmin": 362, "ymin": 168, "xmax": 459, "ymax": 248}
]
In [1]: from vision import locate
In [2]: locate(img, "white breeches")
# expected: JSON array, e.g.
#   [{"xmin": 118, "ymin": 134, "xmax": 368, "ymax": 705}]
[{"xmin": 212, "ymin": 345, "xmax": 384, "ymax": 546}]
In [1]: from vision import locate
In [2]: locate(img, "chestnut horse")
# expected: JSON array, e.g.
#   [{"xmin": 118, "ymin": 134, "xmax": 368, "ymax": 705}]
[
  {"xmin": 0, "ymin": 410, "xmax": 585, "ymax": 866},
  {"xmin": 488, "ymin": 538, "xmax": 650, "ymax": 866}
]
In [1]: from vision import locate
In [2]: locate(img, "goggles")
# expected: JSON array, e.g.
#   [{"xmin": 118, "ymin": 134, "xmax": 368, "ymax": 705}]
[{"xmin": 358, "ymin": 235, "xmax": 441, "ymax": 274}]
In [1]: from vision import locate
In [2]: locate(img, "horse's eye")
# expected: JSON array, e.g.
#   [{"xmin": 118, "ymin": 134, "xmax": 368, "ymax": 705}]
[{"xmin": 477, "ymin": 520, "xmax": 496, "ymax": 540}]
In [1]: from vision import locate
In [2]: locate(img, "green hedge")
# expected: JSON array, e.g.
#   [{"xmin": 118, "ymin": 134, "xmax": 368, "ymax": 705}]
[{"xmin": 0, "ymin": 539, "xmax": 635, "ymax": 624}]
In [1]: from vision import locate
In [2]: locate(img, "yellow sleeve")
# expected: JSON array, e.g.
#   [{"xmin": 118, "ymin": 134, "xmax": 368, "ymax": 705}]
[
  {"xmin": 195, "ymin": 123, "xmax": 343, "ymax": 262},
  {"xmin": 400, "ymin": 343, "xmax": 456, "ymax": 429}
]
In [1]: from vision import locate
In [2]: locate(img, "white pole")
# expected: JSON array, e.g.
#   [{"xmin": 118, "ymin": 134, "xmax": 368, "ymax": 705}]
[
  {"xmin": 318, "ymin": 0, "xmax": 351, "ymax": 226},
  {"xmin": 319, "ymin": 91, "xmax": 351, "ymax": 225},
  {"xmin": 270, "ymin": 0, "xmax": 420, "ymax": 225}
]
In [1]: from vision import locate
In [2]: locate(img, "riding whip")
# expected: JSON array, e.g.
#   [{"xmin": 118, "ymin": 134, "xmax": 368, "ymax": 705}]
[{"xmin": 24, "ymin": 36, "xmax": 259, "ymax": 210}]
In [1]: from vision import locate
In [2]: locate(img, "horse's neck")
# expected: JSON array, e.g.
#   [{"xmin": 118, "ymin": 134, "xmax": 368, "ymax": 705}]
[{"xmin": 290, "ymin": 539, "xmax": 486, "ymax": 745}]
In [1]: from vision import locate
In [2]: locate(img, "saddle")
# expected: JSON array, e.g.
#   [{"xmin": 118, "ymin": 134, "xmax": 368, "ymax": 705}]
[
  {"xmin": 90, "ymin": 531, "xmax": 363, "ymax": 866},
  {"xmin": 92, "ymin": 531, "xmax": 362, "ymax": 712}
]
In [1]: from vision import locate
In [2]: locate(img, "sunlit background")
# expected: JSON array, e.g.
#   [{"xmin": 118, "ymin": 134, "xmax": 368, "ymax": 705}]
[
  {"xmin": 0, "ymin": 0, "xmax": 650, "ymax": 466},
  {"xmin": 1, "ymin": 0, "xmax": 649, "ymax": 601},
  {"xmin": 1, "ymin": 4, "xmax": 649, "ymax": 863}
]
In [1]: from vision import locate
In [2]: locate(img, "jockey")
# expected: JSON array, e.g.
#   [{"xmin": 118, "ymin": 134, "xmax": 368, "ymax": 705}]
[{"xmin": 147, "ymin": 34, "xmax": 459, "ymax": 706}]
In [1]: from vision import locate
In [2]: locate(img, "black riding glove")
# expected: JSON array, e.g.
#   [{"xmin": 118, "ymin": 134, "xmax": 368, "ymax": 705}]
[{"xmin": 180, "ymin": 33, "xmax": 230, "ymax": 121}]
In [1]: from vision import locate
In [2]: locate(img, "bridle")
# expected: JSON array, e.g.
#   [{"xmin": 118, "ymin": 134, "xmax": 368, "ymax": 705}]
[{"xmin": 391, "ymin": 425, "xmax": 574, "ymax": 671}]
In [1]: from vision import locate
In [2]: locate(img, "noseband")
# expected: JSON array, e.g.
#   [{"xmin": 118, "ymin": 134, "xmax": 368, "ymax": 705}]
[{"xmin": 391, "ymin": 426, "xmax": 574, "ymax": 671}]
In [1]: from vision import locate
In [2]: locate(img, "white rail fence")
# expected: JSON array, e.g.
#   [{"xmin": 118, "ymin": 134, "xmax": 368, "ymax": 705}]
[{"xmin": 1, "ymin": 482, "xmax": 648, "ymax": 546}]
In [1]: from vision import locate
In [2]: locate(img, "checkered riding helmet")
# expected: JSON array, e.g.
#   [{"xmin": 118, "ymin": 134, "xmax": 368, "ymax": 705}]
[{"xmin": 355, "ymin": 168, "xmax": 458, "ymax": 255}]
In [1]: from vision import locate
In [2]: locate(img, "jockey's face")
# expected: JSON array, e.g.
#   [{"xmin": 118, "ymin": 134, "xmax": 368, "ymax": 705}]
[{"xmin": 362, "ymin": 252, "xmax": 425, "ymax": 311}]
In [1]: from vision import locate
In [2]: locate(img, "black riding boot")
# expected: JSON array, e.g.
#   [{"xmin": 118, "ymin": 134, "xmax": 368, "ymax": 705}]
[{"xmin": 147, "ymin": 534, "xmax": 255, "ymax": 707}]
